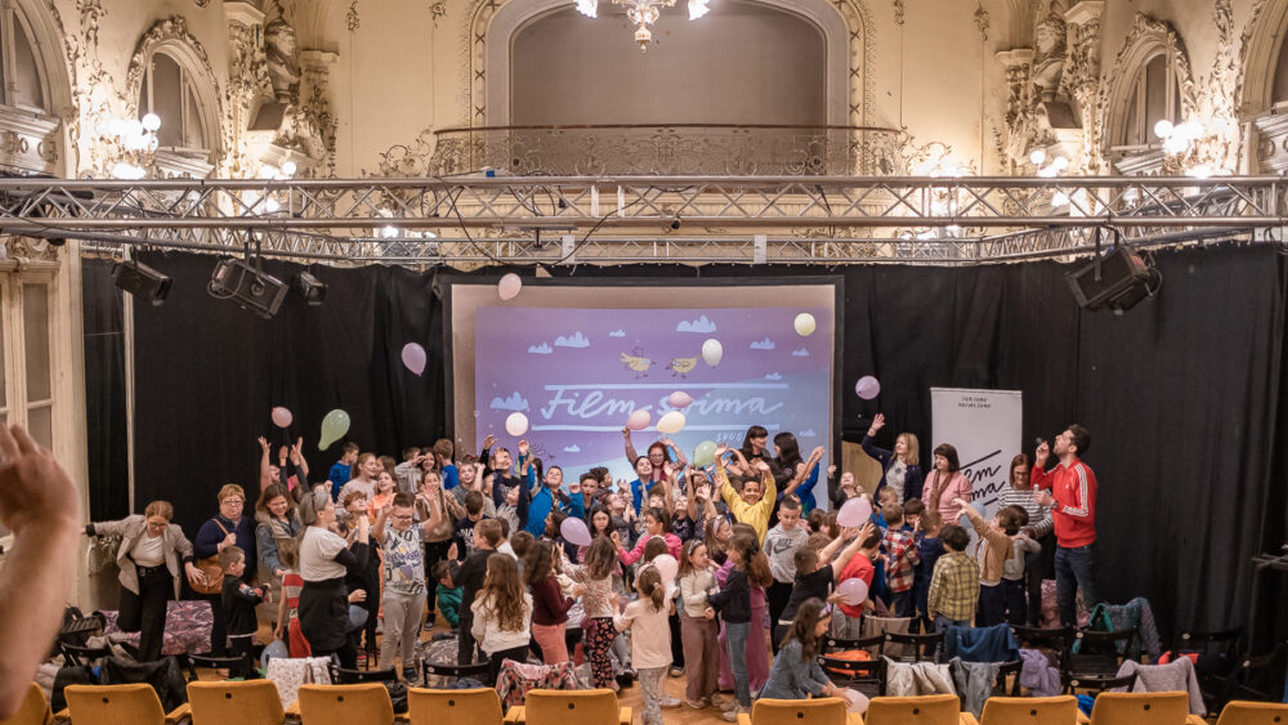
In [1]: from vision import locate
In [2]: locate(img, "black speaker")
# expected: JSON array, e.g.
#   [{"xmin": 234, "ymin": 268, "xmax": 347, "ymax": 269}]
[
  {"xmin": 208, "ymin": 257, "xmax": 288, "ymax": 319},
  {"xmin": 112, "ymin": 260, "xmax": 171, "ymax": 306},
  {"xmin": 1065, "ymin": 246, "xmax": 1160, "ymax": 313}
]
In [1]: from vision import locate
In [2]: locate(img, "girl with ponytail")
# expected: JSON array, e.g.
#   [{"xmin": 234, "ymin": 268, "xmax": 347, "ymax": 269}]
[{"xmin": 614, "ymin": 566, "xmax": 673, "ymax": 725}]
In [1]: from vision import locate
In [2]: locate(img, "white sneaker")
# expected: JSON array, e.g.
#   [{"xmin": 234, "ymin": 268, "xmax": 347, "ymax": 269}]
[
  {"xmin": 722, "ymin": 706, "xmax": 749, "ymax": 722},
  {"xmin": 661, "ymin": 696, "xmax": 682, "ymax": 708}
]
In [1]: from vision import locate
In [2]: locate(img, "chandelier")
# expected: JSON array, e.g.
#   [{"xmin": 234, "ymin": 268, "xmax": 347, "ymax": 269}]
[{"xmin": 576, "ymin": 0, "xmax": 710, "ymax": 52}]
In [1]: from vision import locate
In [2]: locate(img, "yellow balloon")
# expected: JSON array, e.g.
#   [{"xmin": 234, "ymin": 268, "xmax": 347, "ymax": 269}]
[
  {"xmin": 656, "ymin": 410, "xmax": 686, "ymax": 434},
  {"xmin": 794, "ymin": 312, "xmax": 816, "ymax": 337}
]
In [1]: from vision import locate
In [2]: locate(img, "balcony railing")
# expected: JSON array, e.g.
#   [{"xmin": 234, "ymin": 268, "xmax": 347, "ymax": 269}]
[{"xmin": 427, "ymin": 123, "xmax": 903, "ymax": 176}]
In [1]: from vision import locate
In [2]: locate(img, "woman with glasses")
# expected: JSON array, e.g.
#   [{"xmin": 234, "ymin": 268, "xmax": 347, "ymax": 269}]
[
  {"xmin": 86, "ymin": 500, "xmax": 206, "ymax": 661},
  {"xmin": 194, "ymin": 484, "xmax": 257, "ymax": 655}
]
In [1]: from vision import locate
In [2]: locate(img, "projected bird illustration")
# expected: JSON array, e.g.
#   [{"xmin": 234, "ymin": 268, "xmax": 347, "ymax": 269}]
[
  {"xmin": 666, "ymin": 355, "xmax": 698, "ymax": 377},
  {"xmin": 620, "ymin": 349, "xmax": 652, "ymax": 377}
]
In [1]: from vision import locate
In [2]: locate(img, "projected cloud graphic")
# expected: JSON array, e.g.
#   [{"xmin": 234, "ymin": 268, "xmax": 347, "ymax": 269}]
[
  {"xmin": 555, "ymin": 332, "xmax": 591, "ymax": 348},
  {"xmin": 564, "ymin": 444, "xmax": 581, "ymax": 453},
  {"xmin": 489, "ymin": 392, "xmax": 530, "ymax": 411},
  {"xmin": 609, "ymin": 329, "xmax": 626, "ymax": 337},
  {"xmin": 528, "ymin": 342, "xmax": 553, "ymax": 354},
  {"xmin": 750, "ymin": 337, "xmax": 776, "ymax": 350},
  {"xmin": 792, "ymin": 348, "xmax": 810, "ymax": 357},
  {"xmin": 764, "ymin": 372, "xmax": 782, "ymax": 381},
  {"xmin": 676, "ymin": 315, "xmax": 718, "ymax": 333}
]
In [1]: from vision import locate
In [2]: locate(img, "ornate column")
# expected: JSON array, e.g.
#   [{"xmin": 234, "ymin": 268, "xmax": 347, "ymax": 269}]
[
  {"xmin": 223, "ymin": 2, "xmax": 270, "ymax": 177},
  {"xmin": 1062, "ymin": 1, "xmax": 1103, "ymax": 171},
  {"xmin": 995, "ymin": 48, "xmax": 1034, "ymax": 171},
  {"xmin": 296, "ymin": 50, "xmax": 338, "ymax": 177}
]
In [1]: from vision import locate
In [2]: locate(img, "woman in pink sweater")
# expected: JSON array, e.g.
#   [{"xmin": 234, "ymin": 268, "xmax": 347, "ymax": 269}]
[{"xmin": 922, "ymin": 443, "xmax": 972, "ymax": 524}]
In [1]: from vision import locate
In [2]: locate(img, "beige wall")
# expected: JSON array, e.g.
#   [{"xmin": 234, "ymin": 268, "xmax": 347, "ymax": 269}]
[{"xmin": 510, "ymin": 3, "xmax": 827, "ymax": 126}]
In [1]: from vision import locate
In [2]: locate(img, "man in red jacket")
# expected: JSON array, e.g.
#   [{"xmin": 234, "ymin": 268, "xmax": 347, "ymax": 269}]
[{"xmin": 1032, "ymin": 425, "xmax": 1098, "ymax": 628}]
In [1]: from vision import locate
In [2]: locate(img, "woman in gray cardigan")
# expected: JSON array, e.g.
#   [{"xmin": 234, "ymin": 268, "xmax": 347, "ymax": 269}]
[
  {"xmin": 759, "ymin": 597, "xmax": 840, "ymax": 700},
  {"xmin": 87, "ymin": 501, "xmax": 205, "ymax": 661}
]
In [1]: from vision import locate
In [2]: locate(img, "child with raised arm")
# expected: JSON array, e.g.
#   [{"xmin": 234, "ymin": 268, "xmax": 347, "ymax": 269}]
[
  {"xmin": 954, "ymin": 497, "xmax": 1023, "ymax": 627},
  {"xmin": 776, "ymin": 522, "xmax": 872, "ymax": 647},
  {"xmin": 715, "ymin": 444, "xmax": 778, "ymax": 542}
]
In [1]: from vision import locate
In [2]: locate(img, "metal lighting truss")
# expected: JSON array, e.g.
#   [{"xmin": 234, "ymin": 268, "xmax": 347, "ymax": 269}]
[{"xmin": 1, "ymin": 175, "xmax": 1285, "ymax": 265}]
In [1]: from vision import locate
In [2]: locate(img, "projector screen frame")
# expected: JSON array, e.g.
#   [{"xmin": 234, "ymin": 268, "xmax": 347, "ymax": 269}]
[{"xmin": 441, "ymin": 274, "xmax": 845, "ymax": 492}]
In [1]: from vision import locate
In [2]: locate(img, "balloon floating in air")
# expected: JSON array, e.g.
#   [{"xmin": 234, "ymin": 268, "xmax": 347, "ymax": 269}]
[
  {"xmin": 498, "ymin": 273, "xmax": 523, "ymax": 301},
  {"xmin": 794, "ymin": 312, "xmax": 816, "ymax": 337},
  {"xmin": 626, "ymin": 409, "xmax": 652, "ymax": 431},
  {"xmin": 656, "ymin": 410, "xmax": 686, "ymax": 434},
  {"xmin": 855, "ymin": 375, "xmax": 881, "ymax": 400},
  {"xmin": 836, "ymin": 577, "xmax": 870, "ymax": 606},
  {"xmin": 836, "ymin": 496, "xmax": 873, "ymax": 527},
  {"xmin": 652, "ymin": 553, "xmax": 679, "ymax": 582},
  {"xmin": 505, "ymin": 411, "xmax": 529, "ymax": 437},
  {"xmin": 401, "ymin": 342, "xmax": 427, "ymax": 376},
  {"xmin": 668, "ymin": 391, "xmax": 694, "ymax": 409},
  {"xmin": 701, "ymin": 338, "xmax": 723, "ymax": 367},
  {"xmin": 693, "ymin": 440, "xmax": 717, "ymax": 467},
  {"xmin": 318, "ymin": 409, "xmax": 351, "ymax": 450},
  {"xmin": 561, "ymin": 517, "xmax": 592, "ymax": 546},
  {"xmin": 271, "ymin": 406, "xmax": 293, "ymax": 428}
]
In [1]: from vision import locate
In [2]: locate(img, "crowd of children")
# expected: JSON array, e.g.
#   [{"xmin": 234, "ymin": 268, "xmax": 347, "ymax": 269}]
[{"xmin": 94, "ymin": 415, "xmax": 1084, "ymax": 721}]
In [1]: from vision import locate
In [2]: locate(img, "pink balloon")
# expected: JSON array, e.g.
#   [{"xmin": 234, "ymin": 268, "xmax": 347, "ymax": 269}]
[
  {"xmin": 271, "ymin": 406, "xmax": 293, "ymax": 428},
  {"xmin": 836, "ymin": 496, "xmax": 872, "ymax": 527},
  {"xmin": 668, "ymin": 391, "xmax": 693, "ymax": 409},
  {"xmin": 401, "ymin": 342, "xmax": 427, "ymax": 376},
  {"xmin": 855, "ymin": 375, "xmax": 881, "ymax": 400},
  {"xmin": 626, "ymin": 409, "xmax": 652, "ymax": 431},
  {"xmin": 560, "ymin": 517, "xmax": 592, "ymax": 547},
  {"xmin": 837, "ymin": 577, "xmax": 870, "ymax": 606},
  {"xmin": 498, "ymin": 273, "xmax": 522, "ymax": 301}
]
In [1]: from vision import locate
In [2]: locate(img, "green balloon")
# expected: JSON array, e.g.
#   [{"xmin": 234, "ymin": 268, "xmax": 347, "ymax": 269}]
[
  {"xmin": 693, "ymin": 440, "xmax": 717, "ymax": 467},
  {"xmin": 318, "ymin": 409, "xmax": 351, "ymax": 450}
]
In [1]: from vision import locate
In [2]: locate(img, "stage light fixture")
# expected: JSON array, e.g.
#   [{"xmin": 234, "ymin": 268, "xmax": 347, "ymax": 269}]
[
  {"xmin": 112, "ymin": 258, "xmax": 172, "ymax": 306},
  {"xmin": 1065, "ymin": 245, "xmax": 1161, "ymax": 314},
  {"xmin": 208, "ymin": 256, "xmax": 288, "ymax": 319},
  {"xmin": 294, "ymin": 271, "xmax": 327, "ymax": 306}
]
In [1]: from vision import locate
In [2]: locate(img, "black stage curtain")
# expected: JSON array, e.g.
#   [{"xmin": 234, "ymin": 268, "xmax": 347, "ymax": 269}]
[
  {"xmin": 82, "ymin": 258, "xmax": 130, "ymax": 521},
  {"xmin": 98, "ymin": 243, "xmax": 1286, "ymax": 646},
  {"xmin": 126, "ymin": 252, "xmax": 444, "ymax": 543}
]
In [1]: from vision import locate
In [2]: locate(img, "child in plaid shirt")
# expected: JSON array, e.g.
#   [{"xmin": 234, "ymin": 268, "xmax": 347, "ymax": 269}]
[
  {"xmin": 927, "ymin": 524, "xmax": 979, "ymax": 631},
  {"xmin": 881, "ymin": 504, "xmax": 919, "ymax": 618}
]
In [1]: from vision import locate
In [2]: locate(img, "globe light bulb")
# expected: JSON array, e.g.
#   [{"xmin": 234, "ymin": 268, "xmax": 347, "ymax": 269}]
[{"xmin": 141, "ymin": 113, "xmax": 161, "ymax": 132}]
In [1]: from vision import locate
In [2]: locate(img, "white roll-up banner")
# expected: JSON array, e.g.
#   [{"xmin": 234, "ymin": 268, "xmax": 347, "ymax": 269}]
[{"xmin": 929, "ymin": 387, "xmax": 1024, "ymax": 541}]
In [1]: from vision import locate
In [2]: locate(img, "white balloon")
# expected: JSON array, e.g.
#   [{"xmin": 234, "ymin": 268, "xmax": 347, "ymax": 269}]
[
  {"xmin": 656, "ymin": 410, "xmax": 686, "ymax": 434},
  {"xmin": 505, "ymin": 411, "xmax": 529, "ymax": 436},
  {"xmin": 652, "ymin": 553, "xmax": 679, "ymax": 582},
  {"xmin": 794, "ymin": 312, "xmax": 816, "ymax": 337},
  {"xmin": 701, "ymin": 338, "xmax": 723, "ymax": 367}
]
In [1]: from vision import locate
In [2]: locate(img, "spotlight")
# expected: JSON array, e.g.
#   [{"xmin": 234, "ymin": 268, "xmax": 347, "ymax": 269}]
[
  {"xmin": 1065, "ymin": 245, "xmax": 1161, "ymax": 314},
  {"xmin": 294, "ymin": 271, "xmax": 327, "ymax": 306},
  {"xmin": 669, "ymin": 216, "xmax": 681, "ymax": 230},
  {"xmin": 208, "ymin": 257, "xmax": 288, "ymax": 319},
  {"xmin": 112, "ymin": 259, "xmax": 172, "ymax": 306}
]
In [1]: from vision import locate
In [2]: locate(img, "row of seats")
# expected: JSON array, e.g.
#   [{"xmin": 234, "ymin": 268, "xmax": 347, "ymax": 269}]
[
  {"xmin": 0, "ymin": 680, "xmax": 630, "ymax": 725},
  {"xmin": 6, "ymin": 681, "xmax": 1287, "ymax": 725}
]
